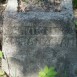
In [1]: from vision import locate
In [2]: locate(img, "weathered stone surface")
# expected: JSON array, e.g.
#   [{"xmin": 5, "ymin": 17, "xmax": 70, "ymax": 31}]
[
  {"xmin": 2, "ymin": 0, "xmax": 77, "ymax": 77},
  {"xmin": 0, "ymin": 4, "xmax": 6, "ymax": 45},
  {"xmin": 0, "ymin": 14, "xmax": 3, "ymax": 44}
]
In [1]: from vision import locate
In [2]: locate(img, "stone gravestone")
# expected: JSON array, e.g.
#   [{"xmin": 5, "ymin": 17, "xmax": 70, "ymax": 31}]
[{"xmin": 2, "ymin": 0, "xmax": 77, "ymax": 77}]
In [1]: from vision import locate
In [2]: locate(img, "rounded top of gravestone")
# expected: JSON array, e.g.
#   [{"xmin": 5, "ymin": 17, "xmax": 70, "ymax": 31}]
[
  {"xmin": 4, "ymin": 0, "xmax": 74, "ymax": 21},
  {"xmin": 5, "ymin": 0, "xmax": 73, "ymax": 13},
  {"xmin": 17, "ymin": 0, "xmax": 73, "ymax": 13}
]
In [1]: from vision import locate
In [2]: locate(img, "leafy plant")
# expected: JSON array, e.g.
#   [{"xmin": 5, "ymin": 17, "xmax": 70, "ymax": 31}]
[
  {"xmin": 22, "ymin": 0, "xmax": 29, "ymax": 3},
  {"xmin": 0, "ymin": 70, "xmax": 6, "ymax": 77},
  {"xmin": 39, "ymin": 66, "xmax": 57, "ymax": 77},
  {"xmin": 0, "ymin": 51, "xmax": 4, "ymax": 58},
  {"xmin": 0, "ymin": 70, "xmax": 10, "ymax": 77},
  {"xmin": 73, "ymin": 0, "xmax": 77, "ymax": 9},
  {"xmin": 0, "ymin": 70, "xmax": 5, "ymax": 76},
  {"xmin": 74, "ymin": 20, "xmax": 77, "ymax": 30}
]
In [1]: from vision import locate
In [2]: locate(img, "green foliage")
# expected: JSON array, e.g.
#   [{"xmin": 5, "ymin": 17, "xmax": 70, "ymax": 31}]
[
  {"xmin": 74, "ymin": 20, "xmax": 77, "ymax": 29},
  {"xmin": 0, "ymin": 70, "xmax": 5, "ymax": 76},
  {"xmin": 0, "ymin": 70, "xmax": 6, "ymax": 77},
  {"xmin": 0, "ymin": 51, "xmax": 3, "ymax": 58},
  {"xmin": 0, "ymin": 70, "xmax": 9, "ymax": 77},
  {"xmin": 74, "ymin": 21, "xmax": 77, "ymax": 25},
  {"xmin": 73, "ymin": 0, "xmax": 77, "ymax": 9},
  {"xmin": 39, "ymin": 66, "xmax": 57, "ymax": 77},
  {"xmin": 22, "ymin": 0, "xmax": 29, "ymax": 3}
]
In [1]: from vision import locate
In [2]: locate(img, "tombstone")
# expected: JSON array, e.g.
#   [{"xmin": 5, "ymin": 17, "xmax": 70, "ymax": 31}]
[{"xmin": 2, "ymin": 0, "xmax": 77, "ymax": 77}]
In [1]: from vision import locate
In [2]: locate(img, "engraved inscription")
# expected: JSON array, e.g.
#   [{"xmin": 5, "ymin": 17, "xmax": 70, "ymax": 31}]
[
  {"xmin": 4, "ymin": 26, "xmax": 62, "ymax": 36},
  {"xmin": 4, "ymin": 35, "xmax": 63, "ymax": 47}
]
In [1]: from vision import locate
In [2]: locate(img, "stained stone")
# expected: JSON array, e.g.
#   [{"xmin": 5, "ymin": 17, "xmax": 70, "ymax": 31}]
[{"xmin": 2, "ymin": 0, "xmax": 77, "ymax": 77}]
